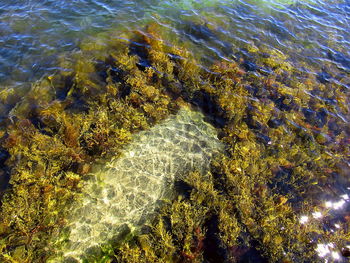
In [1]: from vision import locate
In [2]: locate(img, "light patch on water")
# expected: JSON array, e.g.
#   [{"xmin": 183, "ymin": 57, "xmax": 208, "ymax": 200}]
[
  {"xmin": 299, "ymin": 192, "xmax": 350, "ymax": 261},
  {"xmin": 50, "ymin": 108, "xmax": 223, "ymax": 262},
  {"xmin": 316, "ymin": 243, "xmax": 342, "ymax": 262},
  {"xmin": 325, "ymin": 197, "xmax": 347, "ymax": 210},
  {"xmin": 317, "ymin": 243, "xmax": 332, "ymax": 258},
  {"xmin": 312, "ymin": 211, "xmax": 322, "ymax": 219},
  {"xmin": 341, "ymin": 194, "xmax": 349, "ymax": 200},
  {"xmin": 299, "ymin": 215, "xmax": 309, "ymax": 224}
]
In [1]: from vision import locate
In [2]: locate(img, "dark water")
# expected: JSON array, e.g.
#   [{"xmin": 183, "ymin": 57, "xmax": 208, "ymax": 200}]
[{"xmin": 0, "ymin": 0, "xmax": 350, "ymax": 262}]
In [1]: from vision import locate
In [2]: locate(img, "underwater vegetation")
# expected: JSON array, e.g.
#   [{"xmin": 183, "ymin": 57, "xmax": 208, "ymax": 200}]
[{"xmin": 0, "ymin": 15, "xmax": 349, "ymax": 263}]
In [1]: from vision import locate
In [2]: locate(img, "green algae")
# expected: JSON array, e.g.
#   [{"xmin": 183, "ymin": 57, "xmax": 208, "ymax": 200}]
[{"xmin": 0, "ymin": 17, "xmax": 349, "ymax": 263}]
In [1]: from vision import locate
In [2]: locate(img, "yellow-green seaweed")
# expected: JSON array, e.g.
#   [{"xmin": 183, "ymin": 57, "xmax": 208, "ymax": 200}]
[{"xmin": 0, "ymin": 16, "xmax": 349, "ymax": 263}]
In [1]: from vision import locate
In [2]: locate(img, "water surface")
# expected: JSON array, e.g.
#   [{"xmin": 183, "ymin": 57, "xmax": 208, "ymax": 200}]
[{"xmin": 0, "ymin": 0, "xmax": 349, "ymax": 262}]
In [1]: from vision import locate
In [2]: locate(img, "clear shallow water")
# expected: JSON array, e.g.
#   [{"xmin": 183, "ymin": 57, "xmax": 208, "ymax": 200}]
[
  {"xmin": 0, "ymin": 0, "xmax": 150, "ymax": 85},
  {"xmin": 1, "ymin": 0, "xmax": 349, "ymax": 86},
  {"xmin": 0, "ymin": 0, "xmax": 350, "ymax": 262}
]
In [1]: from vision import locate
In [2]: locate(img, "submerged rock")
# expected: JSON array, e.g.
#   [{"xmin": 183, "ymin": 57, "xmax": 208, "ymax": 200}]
[
  {"xmin": 50, "ymin": 108, "xmax": 223, "ymax": 262},
  {"xmin": 183, "ymin": 22, "xmax": 217, "ymax": 42}
]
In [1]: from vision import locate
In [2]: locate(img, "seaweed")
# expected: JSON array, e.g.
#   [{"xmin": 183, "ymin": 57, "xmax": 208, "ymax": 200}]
[{"xmin": 0, "ymin": 18, "xmax": 349, "ymax": 263}]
